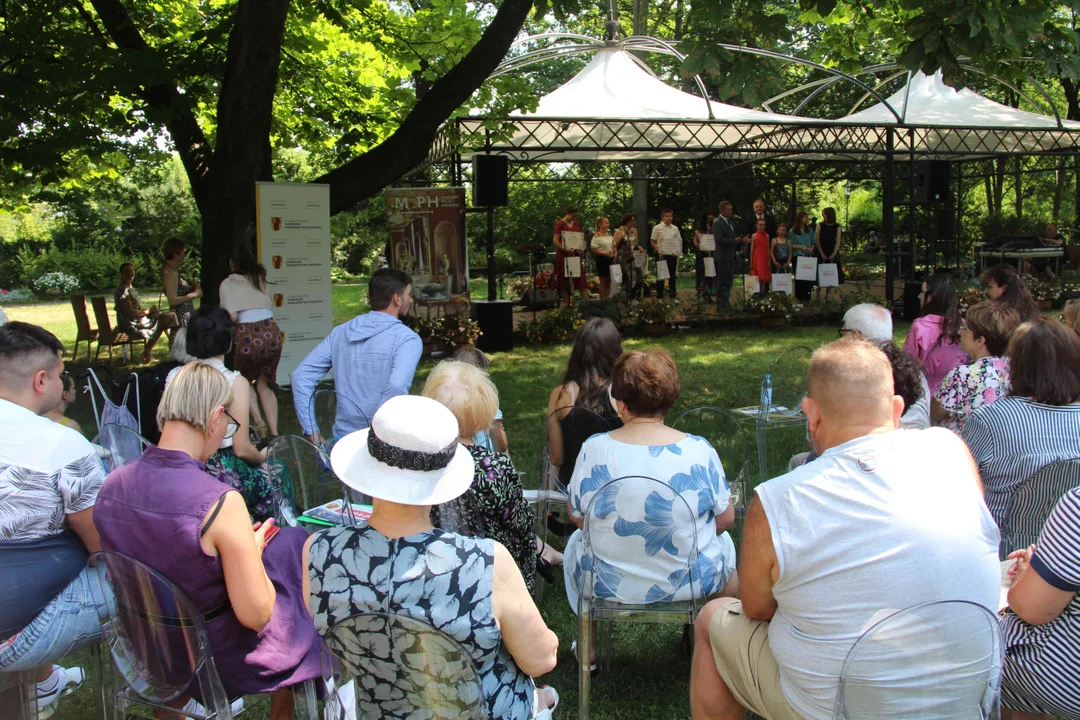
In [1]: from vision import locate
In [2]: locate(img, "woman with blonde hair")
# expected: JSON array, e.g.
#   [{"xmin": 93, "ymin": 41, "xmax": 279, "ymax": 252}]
[
  {"xmin": 591, "ymin": 216, "xmax": 616, "ymax": 300},
  {"xmin": 423, "ymin": 360, "xmax": 540, "ymax": 589},
  {"xmin": 94, "ymin": 363, "xmax": 323, "ymax": 720}
]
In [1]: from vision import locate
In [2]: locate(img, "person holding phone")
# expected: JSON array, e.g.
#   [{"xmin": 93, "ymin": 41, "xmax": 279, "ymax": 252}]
[{"xmin": 94, "ymin": 363, "xmax": 323, "ymax": 720}]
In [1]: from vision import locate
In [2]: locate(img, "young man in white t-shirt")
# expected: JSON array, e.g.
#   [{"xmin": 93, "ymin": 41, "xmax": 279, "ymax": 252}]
[
  {"xmin": 650, "ymin": 208, "xmax": 682, "ymax": 299},
  {"xmin": 0, "ymin": 322, "xmax": 112, "ymax": 712},
  {"xmin": 690, "ymin": 339, "xmax": 1000, "ymax": 720}
]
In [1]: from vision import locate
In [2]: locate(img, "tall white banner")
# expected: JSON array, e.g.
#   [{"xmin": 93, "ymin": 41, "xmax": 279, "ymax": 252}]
[{"xmin": 255, "ymin": 182, "xmax": 333, "ymax": 386}]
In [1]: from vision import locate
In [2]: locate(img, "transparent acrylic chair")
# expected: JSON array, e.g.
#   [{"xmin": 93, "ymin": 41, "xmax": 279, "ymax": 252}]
[
  {"xmin": 91, "ymin": 550, "xmax": 322, "ymax": 720},
  {"xmin": 577, "ymin": 475, "xmax": 702, "ymax": 720},
  {"xmin": 310, "ymin": 388, "xmax": 369, "ymax": 455},
  {"xmin": 672, "ymin": 405, "xmax": 750, "ymax": 539},
  {"xmin": 322, "ymin": 611, "xmax": 487, "ymax": 720},
  {"xmin": 833, "ymin": 600, "xmax": 1003, "ymax": 719},
  {"xmin": 267, "ymin": 434, "xmax": 353, "ymax": 531},
  {"xmin": 100, "ymin": 423, "xmax": 153, "ymax": 473},
  {"xmin": 527, "ymin": 404, "xmax": 617, "ymax": 601},
  {"xmin": 755, "ymin": 345, "xmax": 813, "ymax": 483},
  {"xmin": 0, "ymin": 669, "xmax": 39, "ymax": 720},
  {"xmin": 1000, "ymin": 456, "xmax": 1080, "ymax": 558}
]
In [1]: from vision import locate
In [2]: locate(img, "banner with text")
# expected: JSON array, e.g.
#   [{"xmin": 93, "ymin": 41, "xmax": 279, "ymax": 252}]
[
  {"xmin": 255, "ymin": 181, "xmax": 333, "ymax": 386},
  {"xmin": 386, "ymin": 187, "xmax": 469, "ymax": 300}
]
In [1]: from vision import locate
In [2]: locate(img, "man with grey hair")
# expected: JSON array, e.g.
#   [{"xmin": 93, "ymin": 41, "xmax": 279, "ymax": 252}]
[
  {"xmin": 691, "ymin": 339, "xmax": 1000, "ymax": 720},
  {"xmin": 0, "ymin": 322, "xmax": 112, "ymax": 710},
  {"xmin": 712, "ymin": 201, "xmax": 747, "ymax": 308},
  {"xmin": 841, "ymin": 303, "xmax": 931, "ymax": 430}
]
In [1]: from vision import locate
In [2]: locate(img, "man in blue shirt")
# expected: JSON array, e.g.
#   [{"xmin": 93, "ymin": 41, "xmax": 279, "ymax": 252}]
[{"xmin": 292, "ymin": 269, "xmax": 422, "ymax": 443}]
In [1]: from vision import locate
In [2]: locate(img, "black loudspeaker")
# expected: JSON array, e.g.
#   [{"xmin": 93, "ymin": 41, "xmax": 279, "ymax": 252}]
[
  {"xmin": 472, "ymin": 300, "xmax": 514, "ymax": 353},
  {"xmin": 913, "ymin": 160, "xmax": 951, "ymax": 204},
  {"xmin": 473, "ymin": 155, "xmax": 509, "ymax": 207},
  {"xmin": 523, "ymin": 287, "xmax": 558, "ymax": 309},
  {"xmin": 902, "ymin": 280, "xmax": 923, "ymax": 322}
]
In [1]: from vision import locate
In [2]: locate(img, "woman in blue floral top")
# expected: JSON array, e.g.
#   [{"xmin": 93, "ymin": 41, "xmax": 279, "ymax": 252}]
[
  {"xmin": 563, "ymin": 349, "xmax": 738, "ymax": 662},
  {"xmin": 932, "ymin": 301, "xmax": 1020, "ymax": 433}
]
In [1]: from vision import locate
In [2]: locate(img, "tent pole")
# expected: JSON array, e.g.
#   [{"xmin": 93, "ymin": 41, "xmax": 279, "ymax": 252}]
[
  {"xmin": 955, "ymin": 164, "xmax": 964, "ymax": 272},
  {"xmin": 884, "ymin": 128, "xmax": 896, "ymax": 304},
  {"xmin": 908, "ymin": 130, "xmax": 917, "ymax": 280}
]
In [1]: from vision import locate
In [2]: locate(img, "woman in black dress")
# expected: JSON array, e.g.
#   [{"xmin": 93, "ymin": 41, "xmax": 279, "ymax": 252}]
[{"xmin": 813, "ymin": 206, "xmax": 844, "ymax": 299}]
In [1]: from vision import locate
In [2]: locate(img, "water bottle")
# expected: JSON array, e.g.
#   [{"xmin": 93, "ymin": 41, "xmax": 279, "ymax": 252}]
[{"xmin": 760, "ymin": 373, "xmax": 773, "ymax": 410}]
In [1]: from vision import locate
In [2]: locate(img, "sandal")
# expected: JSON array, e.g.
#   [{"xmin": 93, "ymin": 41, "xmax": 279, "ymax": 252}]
[
  {"xmin": 534, "ymin": 685, "xmax": 559, "ymax": 719},
  {"xmin": 536, "ymin": 555, "xmax": 556, "ymax": 584},
  {"xmin": 570, "ymin": 640, "xmax": 598, "ymax": 675}
]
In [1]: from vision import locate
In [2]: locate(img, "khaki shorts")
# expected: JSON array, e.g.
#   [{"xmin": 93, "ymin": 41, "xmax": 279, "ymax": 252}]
[{"xmin": 708, "ymin": 598, "xmax": 803, "ymax": 720}]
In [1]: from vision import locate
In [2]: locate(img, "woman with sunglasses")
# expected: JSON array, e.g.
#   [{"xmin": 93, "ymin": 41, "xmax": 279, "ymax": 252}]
[
  {"xmin": 94, "ymin": 363, "xmax": 323, "ymax": 719},
  {"xmin": 169, "ymin": 307, "xmax": 274, "ymax": 519}
]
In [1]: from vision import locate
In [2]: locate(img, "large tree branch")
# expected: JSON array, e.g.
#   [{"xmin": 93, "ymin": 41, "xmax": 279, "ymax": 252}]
[
  {"xmin": 88, "ymin": 0, "xmax": 215, "ymax": 213},
  {"xmin": 314, "ymin": 0, "xmax": 535, "ymax": 213}
]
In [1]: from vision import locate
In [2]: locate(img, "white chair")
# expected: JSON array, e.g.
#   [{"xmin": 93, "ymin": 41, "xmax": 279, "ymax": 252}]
[
  {"xmin": 577, "ymin": 474, "xmax": 703, "ymax": 720},
  {"xmin": 833, "ymin": 600, "xmax": 1003, "ymax": 719},
  {"xmin": 672, "ymin": 405, "xmax": 750, "ymax": 536},
  {"xmin": 754, "ymin": 345, "xmax": 812, "ymax": 483},
  {"xmin": 322, "ymin": 611, "xmax": 487, "ymax": 720}
]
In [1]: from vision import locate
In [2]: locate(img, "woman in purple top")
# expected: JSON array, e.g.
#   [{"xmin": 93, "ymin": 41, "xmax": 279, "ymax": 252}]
[
  {"xmin": 903, "ymin": 271, "xmax": 968, "ymax": 390},
  {"xmin": 94, "ymin": 363, "xmax": 322, "ymax": 719}
]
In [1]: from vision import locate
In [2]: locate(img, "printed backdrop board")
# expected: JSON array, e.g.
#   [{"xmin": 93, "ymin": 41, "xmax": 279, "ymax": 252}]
[
  {"xmin": 255, "ymin": 181, "xmax": 333, "ymax": 387},
  {"xmin": 386, "ymin": 187, "xmax": 468, "ymax": 299}
]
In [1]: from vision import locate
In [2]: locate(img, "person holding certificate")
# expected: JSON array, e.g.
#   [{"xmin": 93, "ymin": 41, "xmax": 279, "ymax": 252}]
[
  {"xmin": 552, "ymin": 206, "xmax": 588, "ymax": 306},
  {"xmin": 650, "ymin": 208, "xmax": 682, "ymax": 299},
  {"xmin": 590, "ymin": 216, "xmax": 617, "ymax": 300},
  {"xmin": 614, "ymin": 213, "xmax": 639, "ymax": 302},
  {"xmin": 693, "ymin": 211, "xmax": 716, "ymax": 302}
]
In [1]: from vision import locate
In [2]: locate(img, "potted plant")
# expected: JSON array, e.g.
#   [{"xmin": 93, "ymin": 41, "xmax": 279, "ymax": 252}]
[
  {"xmin": 627, "ymin": 298, "xmax": 677, "ymax": 335},
  {"xmin": 958, "ymin": 286, "xmax": 989, "ymax": 313},
  {"xmin": 441, "ymin": 313, "xmax": 482, "ymax": 349},
  {"xmin": 1026, "ymin": 277, "xmax": 1058, "ymax": 309},
  {"xmin": 742, "ymin": 291, "xmax": 803, "ymax": 328},
  {"xmin": 410, "ymin": 317, "xmax": 442, "ymax": 356}
]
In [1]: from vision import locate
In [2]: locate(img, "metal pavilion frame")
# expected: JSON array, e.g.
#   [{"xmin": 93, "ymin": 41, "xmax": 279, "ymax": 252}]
[{"xmin": 404, "ymin": 35, "xmax": 1080, "ymax": 303}]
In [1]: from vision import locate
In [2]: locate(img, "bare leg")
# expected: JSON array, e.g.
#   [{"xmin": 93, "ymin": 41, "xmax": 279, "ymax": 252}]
[
  {"xmin": 536, "ymin": 686, "xmax": 557, "ymax": 711},
  {"xmin": 249, "ymin": 388, "xmax": 269, "ymax": 439},
  {"xmin": 599, "ymin": 277, "xmax": 610, "ymax": 300},
  {"xmin": 535, "ymin": 535, "xmax": 564, "ymax": 565},
  {"xmin": 255, "ymin": 375, "xmax": 279, "ymax": 436},
  {"xmin": 270, "ymin": 688, "xmax": 295, "ymax": 720},
  {"xmin": 142, "ymin": 327, "xmax": 164, "ymax": 362},
  {"xmin": 690, "ymin": 601, "xmax": 746, "ymax": 720}
]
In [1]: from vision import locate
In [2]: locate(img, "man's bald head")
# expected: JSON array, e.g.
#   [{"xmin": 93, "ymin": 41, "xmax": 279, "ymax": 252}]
[{"xmin": 806, "ymin": 339, "xmax": 897, "ymax": 426}]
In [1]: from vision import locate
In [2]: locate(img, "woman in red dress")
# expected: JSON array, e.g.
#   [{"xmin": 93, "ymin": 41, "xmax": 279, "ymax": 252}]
[
  {"xmin": 552, "ymin": 206, "xmax": 588, "ymax": 306},
  {"xmin": 749, "ymin": 217, "xmax": 773, "ymax": 286}
]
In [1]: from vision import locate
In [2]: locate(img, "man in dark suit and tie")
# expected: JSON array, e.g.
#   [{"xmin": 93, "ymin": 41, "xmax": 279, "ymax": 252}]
[
  {"xmin": 712, "ymin": 200, "xmax": 748, "ymax": 307},
  {"xmin": 740, "ymin": 198, "xmax": 778, "ymax": 240}
]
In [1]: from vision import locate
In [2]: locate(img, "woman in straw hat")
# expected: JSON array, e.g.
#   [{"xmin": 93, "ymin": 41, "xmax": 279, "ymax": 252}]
[{"xmin": 302, "ymin": 395, "xmax": 560, "ymax": 719}]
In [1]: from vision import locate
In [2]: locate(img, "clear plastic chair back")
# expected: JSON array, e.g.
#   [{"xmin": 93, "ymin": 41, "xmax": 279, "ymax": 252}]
[
  {"xmin": 267, "ymin": 434, "xmax": 352, "ymax": 529},
  {"xmin": 581, "ymin": 475, "xmax": 700, "ymax": 605},
  {"xmin": 759, "ymin": 345, "xmax": 812, "ymax": 422},
  {"xmin": 90, "ymin": 550, "xmax": 232, "ymax": 716},
  {"xmin": 1002, "ymin": 457, "xmax": 1080, "ymax": 558},
  {"xmin": 544, "ymin": 404, "xmax": 616, "ymax": 495},
  {"xmin": 672, "ymin": 405, "xmax": 748, "ymax": 520},
  {"xmin": 0, "ymin": 669, "xmax": 38, "ymax": 720},
  {"xmin": 833, "ymin": 600, "xmax": 1002, "ymax": 719},
  {"xmin": 323, "ymin": 612, "xmax": 487, "ymax": 720},
  {"xmin": 311, "ymin": 388, "xmax": 369, "ymax": 453},
  {"xmin": 101, "ymin": 423, "xmax": 152, "ymax": 473}
]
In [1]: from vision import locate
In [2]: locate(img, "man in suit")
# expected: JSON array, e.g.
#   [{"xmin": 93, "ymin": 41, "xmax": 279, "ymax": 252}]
[
  {"xmin": 712, "ymin": 201, "xmax": 748, "ymax": 308},
  {"xmin": 740, "ymin": 198, "xmax": 778, "ymax": 240}
]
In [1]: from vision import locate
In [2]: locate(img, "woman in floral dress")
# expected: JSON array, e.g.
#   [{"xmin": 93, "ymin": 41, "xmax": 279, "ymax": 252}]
[
  {"xmin": 932, "ymin": 301, "xmax": 1021, "ymax": 433},
  {"xmin": 423, "ymin": 360, "xmax": 537, "ymax": 591}
]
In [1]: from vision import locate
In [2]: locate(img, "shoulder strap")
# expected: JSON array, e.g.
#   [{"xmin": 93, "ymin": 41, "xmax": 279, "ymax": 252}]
[{"xmin": 200, "ymin": 492, "xmax": 230, "ymax": 538}]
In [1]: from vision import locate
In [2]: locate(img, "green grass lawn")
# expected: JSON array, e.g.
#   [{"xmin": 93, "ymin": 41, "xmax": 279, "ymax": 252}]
[{"xmin": 18, "ymin": 288, "xmax": 910, "ymax": 720}]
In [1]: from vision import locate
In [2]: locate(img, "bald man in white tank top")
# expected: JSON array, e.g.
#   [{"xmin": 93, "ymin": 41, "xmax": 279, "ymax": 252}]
[{"xmin": 690, "ymin": 339, "xmax": 1000, "ymax": 720}]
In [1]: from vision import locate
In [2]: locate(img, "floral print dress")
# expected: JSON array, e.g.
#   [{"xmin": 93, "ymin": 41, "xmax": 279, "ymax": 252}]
[
  {"xmin": 431, "ymin": 445, "xmax": 536, "ymax": 592},
  {"xmin": 308, "ymin": 526, "xmax": 536, "ymax": 719},
  {"xmin": 935, "ymin": 356, "xmax": 1010, "ymax": 434}
]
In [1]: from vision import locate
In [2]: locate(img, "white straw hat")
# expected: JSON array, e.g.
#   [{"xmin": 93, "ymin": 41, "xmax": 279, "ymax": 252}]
[{"xmin": 330, "ymin": 395, "xmax": 475, "ymax": 505}]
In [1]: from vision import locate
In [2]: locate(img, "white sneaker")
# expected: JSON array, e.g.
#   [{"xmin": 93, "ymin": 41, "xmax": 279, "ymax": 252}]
[
  {"xmin": 35, "ymin": 665, "xmax": 84, "ymax": 712},
  {"xmin": 180, "ymin": 696, "xmax": 246, "ymax": 718}
]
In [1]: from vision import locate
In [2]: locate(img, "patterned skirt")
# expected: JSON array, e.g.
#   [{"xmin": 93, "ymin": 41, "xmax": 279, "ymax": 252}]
[
  {"xmin": 207, "ymin": 448, "xmax": 276, "ymax": 520},
  {"xmin": 233, "ymin": 317, "xmax": 282, "ymax": 385}
]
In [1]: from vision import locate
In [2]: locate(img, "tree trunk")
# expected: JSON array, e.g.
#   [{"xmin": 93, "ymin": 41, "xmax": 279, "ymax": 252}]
[
  {"xmin": 993, "ymin": 159, "xmax": 1005, "ymax": 214},
  {"xmin": 199, "ymin": 0, "xmax": 291, "ymax": 306},
  {"xmin": 1054, "ymin": 156, "xmax": 1065, "ymax": 220},
  {"xmin": 1014, "ymin": 157, "xmax": 1023, "ymax": 219},
  {"xmin": 984, "ymin": 175, "xmax": 994, "ymax": 215}
]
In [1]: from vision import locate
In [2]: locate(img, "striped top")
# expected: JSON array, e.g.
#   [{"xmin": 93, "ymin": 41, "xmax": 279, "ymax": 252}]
[
  {"xmin": 999, "ymin": 487, "xmax": 1080, "ymax": 717},
  {"xmin": 962, "ymin": 396, "xmax": 1080, "ymax": 531}
]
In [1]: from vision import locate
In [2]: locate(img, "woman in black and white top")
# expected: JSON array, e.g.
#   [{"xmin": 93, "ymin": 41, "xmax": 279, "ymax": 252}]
[
  {"xmin": 1000, "ymin": 487, "xmax": 1080, "ymax": 719},
  {"xmin": 963, "ymin": 318, "xmax": 1080, "ymax": 533}
]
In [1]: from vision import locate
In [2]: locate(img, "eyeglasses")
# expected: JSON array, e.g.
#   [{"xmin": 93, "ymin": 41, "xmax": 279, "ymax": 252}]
[
  {"xmin": 223, "ymin": 410, "xmax": 239, "ymax": 440},
  {"xmin": 838, "ymin": 327, "xmax": 854, "ymax": 337}
]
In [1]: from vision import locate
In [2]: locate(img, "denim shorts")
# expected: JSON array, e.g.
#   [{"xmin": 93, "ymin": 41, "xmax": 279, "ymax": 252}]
[{"xmin": 0, "ymin": 564, "xmax": 115, "ymax": 671}]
